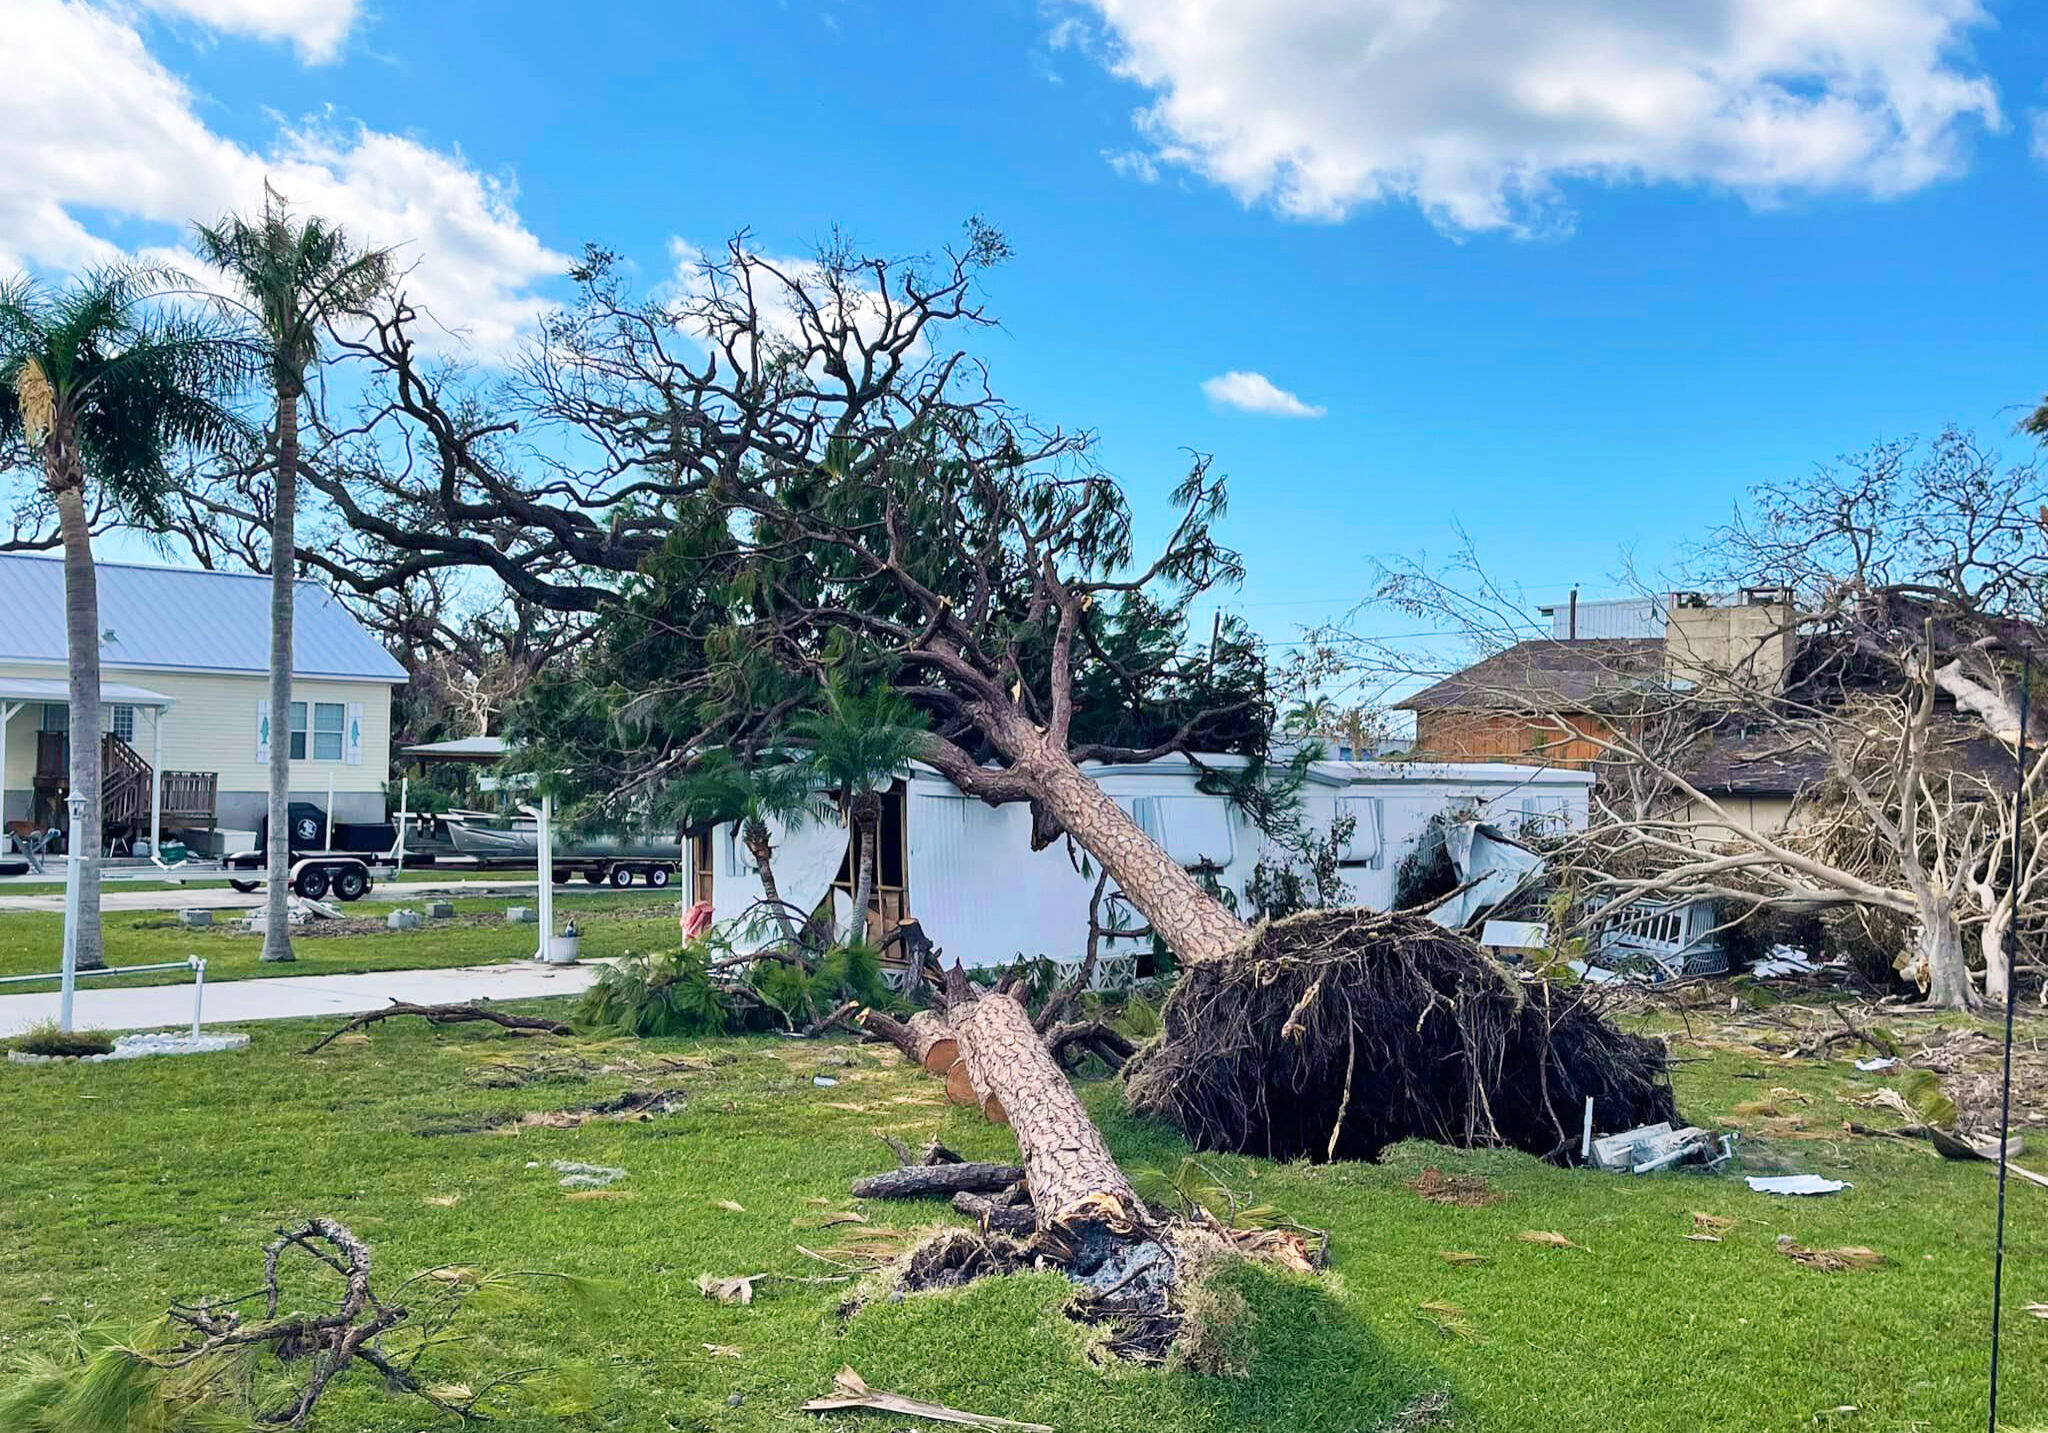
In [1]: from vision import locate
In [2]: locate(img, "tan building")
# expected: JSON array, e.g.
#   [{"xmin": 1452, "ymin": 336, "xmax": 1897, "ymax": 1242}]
[{"xmin": 0, "ymin": 554, "xmax": 405, "ymax": 853}]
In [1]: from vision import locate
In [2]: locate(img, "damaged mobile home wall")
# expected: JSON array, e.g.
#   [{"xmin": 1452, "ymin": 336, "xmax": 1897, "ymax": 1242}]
[{"xmin": 694, "ymin": 756, "xmax": 1592, "ymax": 971}]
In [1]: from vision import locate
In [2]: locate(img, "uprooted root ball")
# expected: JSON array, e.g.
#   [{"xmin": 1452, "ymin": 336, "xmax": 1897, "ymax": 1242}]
[{"xmin": 1123, "ymin": 908, "xmax": 1679, "ymax": 1163}]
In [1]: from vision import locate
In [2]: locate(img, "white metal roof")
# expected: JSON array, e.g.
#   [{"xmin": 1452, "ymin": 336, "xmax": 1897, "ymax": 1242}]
[
  {"xmin": 0, "ymin": 554, "xmax": 407, "ymax": 683},
  {"xmin": 0, "ymin": 676, "xmax": 175, "ymax": 708},
  {"xmin": 400, "ymin": 736, "xmax": 509, "ymax": 761}
]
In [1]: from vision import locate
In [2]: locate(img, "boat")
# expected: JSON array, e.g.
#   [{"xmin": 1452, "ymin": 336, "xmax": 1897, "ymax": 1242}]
[{"xmin": 441, "ymin": 808, "xmax": 676, "ymax": 861}]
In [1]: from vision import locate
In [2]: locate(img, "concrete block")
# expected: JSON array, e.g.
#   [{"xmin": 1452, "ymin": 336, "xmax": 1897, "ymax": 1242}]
[
  {"xmin": 179, "ymin": 909, "xmax": 214, "ymax": 929},
  {"xmin": 387, "ymin": 909, "xmax": 423, "ymax": 931},
  {"xmin": 424, "ymin": 901, "xmax": 455, "ymax": 919},
  {"xmin": 505, "ymin": 906, "xmax": 536, "ymax": 925}
]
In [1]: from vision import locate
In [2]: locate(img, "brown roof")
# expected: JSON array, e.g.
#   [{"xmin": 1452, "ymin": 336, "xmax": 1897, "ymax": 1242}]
[{"xmin": 1395, "ymin": 638, "xmax": 1665, "ymax": 714}]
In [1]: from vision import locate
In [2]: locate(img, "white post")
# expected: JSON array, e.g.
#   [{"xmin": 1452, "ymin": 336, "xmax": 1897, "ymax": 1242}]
[
  {"xmin": 148, "ymin": 705, "xmax": 163, "ymax": 864},
  {"xmin": 0, "ymin": 701, "xmax": 15, "ymax": 854},
  {"xmin": 536, "ymin": 793, "xmax": 553, "ymax": 960},
  {"xmin": 393, "ymin": 777, "xmax": 409, "ymax": 866},
  {"xmin": 324, "ymin": 771, "xmax": 334, "ymax": 851},
  {"xmin": 189, "ymin": 956, "xmax": 206, "ymax": 1037},
  {"xmin": 59, "ymin": 792, "xmax": 85, "ymax": 1031}
]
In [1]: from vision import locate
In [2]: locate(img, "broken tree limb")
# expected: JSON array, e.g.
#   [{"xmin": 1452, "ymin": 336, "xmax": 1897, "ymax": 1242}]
[
  {"xmin": 949, "ymin": 987, "xmax": 1147, "ymax": 1233},
  {"xmin": 804, "ymin": 999, "xmax": 862, "ymax": 1039},
  {"xmin": 303, "ymin": 1000, "xmax": 571, "ymax": 1054},
  {"xmin": 851, "ymin": 1162, "xmax": 1027, "ymax": 1200},
  {"xmin": 802, "ymin": 1366, "xmax": 1052, "ymax": 1432},
  {"xmin": 952, "ymin": 1190, "xmax": 1038, "ymax": 1236},
  {"xmin": 1045, "ymin": 1019, "xmax": 1136, "ymax": 1072},
  {"xmin": 857, "ymin": 1008, "xmax": 920, "ymax": 1062}
]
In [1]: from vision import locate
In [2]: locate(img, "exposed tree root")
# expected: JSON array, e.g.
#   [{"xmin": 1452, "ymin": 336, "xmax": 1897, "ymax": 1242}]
[{"xmin": 1123, "ymin": 909, "xmax": 1679, "ymax": 1163}]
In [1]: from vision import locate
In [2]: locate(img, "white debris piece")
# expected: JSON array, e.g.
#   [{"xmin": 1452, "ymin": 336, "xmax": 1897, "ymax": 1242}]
[
  {"xmin": 551, "ymin": 1160, "xmax": 627, "ymax": 1189},
  {"xmin": 1588, "ymin": 1121, "xmax": 1731, "ymax": 1174},
  {"xmin": 9, "ymin": 1032, "xmax": 250, "ymax": 1064},
  {"xmin": 1751, "ymin": 946, "xmax": 1821, "ymax": 978},
  {"xmin": 1746, "ymin": 1174, "xmax": 1850, "ymax": 1196},
  {"xmin": 1853, "ymin": 1056, "xmax": 1900, "ymax": 1072}
]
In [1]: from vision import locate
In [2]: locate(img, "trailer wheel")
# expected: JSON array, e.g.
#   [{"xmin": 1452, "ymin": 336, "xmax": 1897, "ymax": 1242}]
[
  {"xmin": 551, "ymin": 866, "xmax": 571, "ymax": 884},
  {"xmin": 645, "ymin": 865, "xmax": 670, "ymax": 889},
  {"xmin": 332, "ymin": 866, "xmax": 369, "ymax": 902},
  {"xmin": 229, "ymin": 879, "xmax": 259, "ymax": 894},
  {"xmin": 583, "ymin": 870, "xmax": 605, "ymax": 885},
  {"xmin": 609, "ymin": 865, "xmax": 634, "ymax": 888},
  {"xmin": 294, "ymin": 866, "xmax": 331, "ymax": 900}
]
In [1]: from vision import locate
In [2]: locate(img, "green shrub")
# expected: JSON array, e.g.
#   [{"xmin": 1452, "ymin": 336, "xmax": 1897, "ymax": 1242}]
[
  {"xmin": 577, "ymin": 946, "xmax": 732, "ymax": 1037},
  {"xmin": 11, "ymin": 1022, "xmax": 114, "ymax": 1058}
]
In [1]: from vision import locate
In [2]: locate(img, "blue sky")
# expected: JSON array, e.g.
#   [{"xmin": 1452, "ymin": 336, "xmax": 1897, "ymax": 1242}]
[{"xmin": 7, "ymin": 0, "xmax": 2047, "ymax": 668}]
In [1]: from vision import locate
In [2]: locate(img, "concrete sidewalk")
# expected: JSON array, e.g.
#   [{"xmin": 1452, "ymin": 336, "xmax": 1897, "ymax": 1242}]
[{"xmin": 0, "ymin": 959, "xmax": 600, "ymax": 1038}]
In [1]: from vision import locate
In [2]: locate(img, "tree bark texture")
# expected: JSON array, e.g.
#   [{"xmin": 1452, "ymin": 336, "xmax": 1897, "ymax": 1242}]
[
  {"xmin": 949, "ymin": 989, "xmax": 1144, "ymax": 1232},
  {"xmin": 848, "ymin": 790, "xmax": 880, "ymax": 944},
  {"xmin": 51, "ymin": 453, "xmax": 104, "ymax": 970},
  {"xmin": 850, "ymin": 1161, "xmax": 1025, "ymax": 1200},
  {"xmin": 1012, "ymin": 741, "xmax": 1249, "ymax": 966},
  {"xmin": 743, "ymin": 817, "xmax": 800, "ymax": 942},
  {"xmin": 907, "ymin": 1009, "xmax": 958, "ymax": 1074},
  {"xmin": 264, "ymin": 386, "xmax": 300, "ymax": 962},
  {"xmin": 1917, "ymin": 901, "xmax": 1976, "ymax": 1011},
  {"xmin": 1981, "ymin": 903, "xmax": 2013, "ymax": 1005}
]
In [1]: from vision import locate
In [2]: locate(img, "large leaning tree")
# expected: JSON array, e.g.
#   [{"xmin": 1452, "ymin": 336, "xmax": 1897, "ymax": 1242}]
[{"xmin": 298, "ymin": 225, "xmax": 1269, "ymax": 966}]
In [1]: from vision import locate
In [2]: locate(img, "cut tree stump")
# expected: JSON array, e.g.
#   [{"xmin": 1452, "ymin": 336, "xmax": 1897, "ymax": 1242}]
[
  {"xmin": 851, "ymin": 1162, "xmax": 1026, "ymax": 1200},
  {"xmin": 909, "ymin": 1009, "xmax": 959, "ymax": 1074}
]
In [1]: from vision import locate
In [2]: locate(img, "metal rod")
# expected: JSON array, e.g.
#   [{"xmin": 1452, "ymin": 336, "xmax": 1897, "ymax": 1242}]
[
  {"xmin": 0, "ymin": 958, "xmax": 210, "ymax": 986},
  {"xmin": 190, "ymin": 956, "xmax": 205, "ymax": 1038},
  {"xmin": 1987, "ymin": 649, "xmax": 2029, "ymax": 1433}
]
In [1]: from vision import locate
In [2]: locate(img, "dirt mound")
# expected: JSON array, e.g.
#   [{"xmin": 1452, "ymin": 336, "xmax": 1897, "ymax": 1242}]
[{"xmin": 1124, "ymin": 908, "xmax": 1678, "ymax": 1163}]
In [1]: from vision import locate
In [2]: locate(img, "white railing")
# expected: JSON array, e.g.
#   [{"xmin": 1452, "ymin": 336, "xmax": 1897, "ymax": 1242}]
[{"xmin": 0, "ymin": 955, "xmax": 209, "ymax": 1036}]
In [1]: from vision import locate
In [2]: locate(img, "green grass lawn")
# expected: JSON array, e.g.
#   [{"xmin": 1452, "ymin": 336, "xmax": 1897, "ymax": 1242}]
[
  {"xmin": 0, "ymin": 998, "xmax": 2041, "ymax": 1431},
  {"xmin": 0, "ymin": 892, "xmax": 680, "ymax": 988}
]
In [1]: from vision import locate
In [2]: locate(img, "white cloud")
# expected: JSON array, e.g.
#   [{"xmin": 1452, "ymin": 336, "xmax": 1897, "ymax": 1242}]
[
  {"xmin": 0, "ymin": 0, "xmax": 564, "ymax": 356},
  {"xmin": 1201, "ymin": 370, "xmax": 1325, "ymax": 418},
  {"xmin": 1103, "ymin": 148, "xmax": 1160, "ymax": 183},
  {"xmin": 140, "ymin": 0, "xmax": 363, "ymax": 62},
  {"xmin": 1069, "ymin": 0, "xmax": 2001, "ymax": 233}
]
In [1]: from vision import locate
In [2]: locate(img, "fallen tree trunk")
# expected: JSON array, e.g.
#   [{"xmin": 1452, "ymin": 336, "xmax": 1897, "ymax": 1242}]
[
  {"xmin": 908, "ymin": 1009, "xmax": 959, "ymax": 1074},
  {"xmin": 949, "ymin": 987, "xmax": 1145, "ymax": 1233}
]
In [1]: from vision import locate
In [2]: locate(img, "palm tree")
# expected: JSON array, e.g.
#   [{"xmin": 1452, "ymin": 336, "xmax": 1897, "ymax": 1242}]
[
  {"xmin": 194, "ymin": 188, "xmax": 391, "ymax": 961},
  {"xmin": 792, "ymin": 680, "xmax": 927, "ymax": 944},
  {"xmin": 674, "ymin": 749, "xmax": 827, "ymax": 944},
  {"xmin": 0, "ymin": 267, "xmax": 250, "ymax": 970}
]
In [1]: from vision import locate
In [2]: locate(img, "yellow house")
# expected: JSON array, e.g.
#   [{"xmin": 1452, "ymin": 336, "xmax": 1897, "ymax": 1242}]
[{"xmin": 0, "ymin": 554, "xmax": 405, "ymax": 853}]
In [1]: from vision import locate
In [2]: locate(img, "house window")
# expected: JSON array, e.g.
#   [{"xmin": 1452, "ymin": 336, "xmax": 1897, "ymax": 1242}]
[
  {"xmin": 289, "ymin": 702, "xmax": 347, "ymax": 760},
  {"xmin": 111, "ymin": 705, "xmax": 134, "ymax": 742},
  {"xmin": 41, "ymin": 703, "xmax": 67, "ymax": 732},
  {"xmin": 313, "ymin": 703, "xmax": 344, "ymax": 761}
]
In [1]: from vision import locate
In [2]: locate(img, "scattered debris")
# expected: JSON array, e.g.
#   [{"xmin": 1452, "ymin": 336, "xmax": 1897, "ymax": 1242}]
[
  {"xmin": 713, "ymin": 1199, "xmax": 746, "ymax": 1212},
  {"xmin": 852, "ymin": 1162, "xmax": 1026, "ymax": 1200},
  {"xmin": 1439, "ymin": 1250, "xmax": 1488, "ymax": 1266},
  {"xmin": 1515, "ymin": 1230, "xmax": 1586, "ymax": 1251},
  {"xmin": 1587, "ymin": 1121, "xmax": 1733, "ymax": 1174},
  {"xmin": 1775, "ymin": 1237, "xmax": 1884, "ymax": 1272},
  {"xmin": 551, "ymin": 1160, "xmax": 626, "ymax": 1189},
  {"xmin": 2026, "ymin": 1302, "xmax": 2048, "ymax": 1320},
  {"xmin": 697, "ymin": 1271, "xmax": 847, "ymax": 1306},
  {"xmin": 1750, "ymin": 947, "xmax": 1823, "ymax": 979},
  {"xmin": 1689, "ymin": 1212, "xmax": 1735, "ymax": 1242},
  {"xmin": 1854, "ymin": 1057, "xmax": 1900, "ymax": 1072},
  {"xmin": 801, "ymin": 1365, "xmax": 1053, "ymax": 1431},
  {"xmin": 1746, "ymin": 1175, "xmax": 1850, "ymax": 1196},
  {"xmin": 814, "ymin": 1075, "xmax": 840, "ymax": 1087},
  {"xmin": 703, "ymin": 1343, "xmax": 742, "ymax": 1358},
  {"xmin": 423, "ymin": 1194, "xmax": 462, "ymax": 1207},
  {"xmin": 1415, "ymin": 1299, "xmax": 1481, "ymax": 1341},
  {"xmin": 1406, "ymin": 1168, "xmax": 1506, "ymax": 1208}
]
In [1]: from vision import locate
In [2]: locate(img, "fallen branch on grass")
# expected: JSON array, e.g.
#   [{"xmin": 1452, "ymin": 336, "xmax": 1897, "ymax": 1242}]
[
  {"xmin": 803, "ymin": 1366, "xmax": 1052, "ymax": 1432},
  {"xmin": 851, "ymin": 1162, "xmax": 1025, "ymax": 1199},
  {"xmin": 304, "ymin": 1001, "xmax": 572, "ymax": 1054}
]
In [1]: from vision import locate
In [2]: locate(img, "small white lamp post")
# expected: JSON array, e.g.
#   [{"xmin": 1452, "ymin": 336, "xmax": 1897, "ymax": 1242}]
[
  {"xmin": 59, "ymin": 791, "xmax": 86, "ymax": 1031},
  {"xmin": 535, "ymin": 793, "xmax": 554, "ymax": 961}
]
